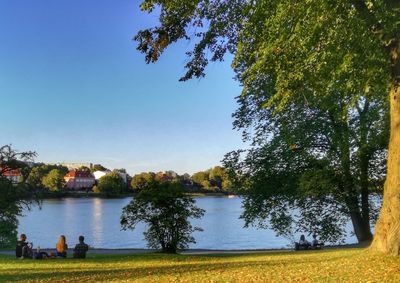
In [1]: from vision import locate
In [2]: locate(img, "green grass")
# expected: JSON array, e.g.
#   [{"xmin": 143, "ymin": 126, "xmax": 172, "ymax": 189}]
[{"xmin": 1, "ymin": 248, "xmax": 400, "ymax": 282}]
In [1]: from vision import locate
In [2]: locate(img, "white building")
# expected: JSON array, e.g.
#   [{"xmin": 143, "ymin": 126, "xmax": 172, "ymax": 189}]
[{"xmin": 93, "ymin": 170, "xmax": 111, "ymax": 180}]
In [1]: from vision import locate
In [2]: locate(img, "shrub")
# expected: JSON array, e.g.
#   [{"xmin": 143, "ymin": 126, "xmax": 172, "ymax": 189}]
[{"xmin": 121, "ymin": 182, "xmax": 204, "ymax": 253}]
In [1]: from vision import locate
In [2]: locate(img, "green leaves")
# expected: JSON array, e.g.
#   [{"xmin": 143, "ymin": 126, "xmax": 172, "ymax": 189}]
[
  {"xmin": 0, "ymin": 145, "xmax": 38, "ymax": 248},
  {"xmin": 95, "ymin": 172, "xmax": 125, "ymax": 196},
  {"xmin": 121, "ymin": 182, "xmax": 204, "ymax": 253},
  {"xmin": 41, "ymin": 169, "xmax": 65, "ymax": 192}
]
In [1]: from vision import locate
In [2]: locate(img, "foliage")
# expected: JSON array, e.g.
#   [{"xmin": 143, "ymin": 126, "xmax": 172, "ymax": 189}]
[
  {"xmin": 2, "ymin": 249, "xmax": 400, "ymax": 282},
  {"xmin": 121, "ymin": 182, "xmax": 204, "ymax": 253},
  {"xmin": 27, "ymin": 164, "xmax": 68, "ymax": 190},
  {"xmin": 91, "ymin": 164, "xmax": 109, "ymax": 172},
  {"xmin": 0, "ymin": 145, "xmax": 38, "ymax": 248},
  {"xmin": 41, "ymin": 169, "xmax": 65, "ymax": 192},
  {"xmin": 130, "ymin": 172, "xmax": 156, "ymax": 190},
  {"xmin": 191, "ymin": 166, "xmax": 232, "ymax": 191},
  {"xmin": 191, "ymin": 171, "xmax": 209, "ymax": 187},
  {"xmin": 94, "ymin": 172, "xmax": 125, "ymax": 196},
  {"xmin": 223, "ymin": 92, "xmax": 388, "ymax": 243},
  {"xmin": 132, "ymin": 0, "xmax": 400, "ymax": 252},
  {"xmin": 115, "ymin": 168, "xmax": 127, "ymax": 173},
  {"xmin": 78, "ymin": 166, "xmax": 91, "ymax": 173}
]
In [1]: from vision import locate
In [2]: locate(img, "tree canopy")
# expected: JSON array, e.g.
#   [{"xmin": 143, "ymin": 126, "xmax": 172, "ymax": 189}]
[
  {"xmin": 133, "ymin": 0, "xmax": 400, "ymax": 254},
  {"xmin": 94, "ymin": 172, "xmax": 126, "ymax": 196},
  {"xmin": 0, "ymin": 145, "xmax": 38, "ymax": 248},
  {"xmin": 42, "ymin": 169, "xmax": 66, "ymax": 192},
  {"xmin": 223, "ymin": 91, "xmax": 387, "ymax": 243},
  {"xmin": 121, "ymin": 182, "xmax": 204, "ymax": 253}
]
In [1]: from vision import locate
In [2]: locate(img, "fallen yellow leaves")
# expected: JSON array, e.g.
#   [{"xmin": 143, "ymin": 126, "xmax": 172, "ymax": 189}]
[{"xmin": 0, "ymin": 249, "xmax": 399, "ymax": 282}]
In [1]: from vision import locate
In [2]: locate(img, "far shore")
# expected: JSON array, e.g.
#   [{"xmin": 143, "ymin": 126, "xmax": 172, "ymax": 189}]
[
  {"xmin": 39, "ymin": 191, "xmax": 237, "ymax": 199},
  {"xmin": 0, "ymin": 243, "xmax": 366, "ymax": 256}
]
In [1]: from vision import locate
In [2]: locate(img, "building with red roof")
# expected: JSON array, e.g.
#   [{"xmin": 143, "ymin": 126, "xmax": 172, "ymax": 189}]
[
  {"xmin": 64, "ymin": 170, "xmax": 95, "ymax": 190},
  {"xmin": 1, "ymin": 167, "xmax": 23, "ymax": 183}
]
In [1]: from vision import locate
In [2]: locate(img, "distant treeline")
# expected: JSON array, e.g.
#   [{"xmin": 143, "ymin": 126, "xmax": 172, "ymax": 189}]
[
  {"xmin": 131, "ymin": 166, "xmax": 233, "ymax": 193},
  {"xmin": 23, "ymin": 163, "xmax": 234, "ymax": 196}
]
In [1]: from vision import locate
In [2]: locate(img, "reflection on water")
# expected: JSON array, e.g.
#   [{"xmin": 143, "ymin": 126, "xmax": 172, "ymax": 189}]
[
  {"xmin": 18, "ymin": 196, "xmax": 357, "ymax": 249},
  {"xmin": 92, "ymin": 198, "xmax": 103, "ymax": 246}
]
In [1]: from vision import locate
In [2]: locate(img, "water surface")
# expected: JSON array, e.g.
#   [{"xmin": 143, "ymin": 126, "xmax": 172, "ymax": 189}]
[{"xmin": 18, "ymin": 196, "xmax": 357, "ymax": 249}]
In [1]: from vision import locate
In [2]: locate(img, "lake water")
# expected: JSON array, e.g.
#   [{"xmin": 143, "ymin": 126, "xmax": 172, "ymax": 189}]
[{"xmin": 18, "ymin": 196, "xmax": 357, "ymax": 249}]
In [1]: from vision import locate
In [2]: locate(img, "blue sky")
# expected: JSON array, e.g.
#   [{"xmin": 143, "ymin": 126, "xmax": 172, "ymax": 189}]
[{"xmin": 0, "ymin": 0, "xmax": 244, "ymax": 175}]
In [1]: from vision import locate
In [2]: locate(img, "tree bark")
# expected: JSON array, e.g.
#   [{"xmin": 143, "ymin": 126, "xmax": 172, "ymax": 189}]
[
  {"xmin": 349, "ymin": 210, "xmax": 373, "ymax": 242},
  {"xmin": 370, "ymin": 41, "xmax": 400, "ymax": 254}
]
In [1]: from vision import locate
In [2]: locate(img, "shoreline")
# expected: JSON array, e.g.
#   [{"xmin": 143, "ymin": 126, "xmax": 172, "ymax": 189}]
[
  {"xmin": 38, "ymin": 191, "xmax": 237, "ymax": 199},
  {"xmin": 0, "ymin": 243, "xmax": 366, "ymax": 256}
]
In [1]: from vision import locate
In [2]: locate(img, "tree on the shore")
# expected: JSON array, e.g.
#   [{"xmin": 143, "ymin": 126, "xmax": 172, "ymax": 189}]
[
  {"xmin": 223, "ymin": 93, "xmax": 387, "ymax": 243},
  {"xmin": 121, "ymin": 182, "xmax": 204, "ymax": 253},
  {"xmin": 192, "ymin": 167, "xmax": 232, "ymax": 191},
  {"xmin": 27, "ymin": 164, "xmax": 68, "ymax": 190},
  {"xmin": 133, "ymin": 0, "xmax": 399, "ymax": 255},
  {"xmin": 91, "ymin": 164, "xmax": 109, "ymax": 173},
  {"xmin": 131, "ymin": 172, "xmax": 156, "ymax": 191},
  {"xmin": 0, "ymin": 145, "xmax": 38, "ymax": 248},
  {"xmin": 42, "ymin": 169, "xmax": 66, "ymax": 192},
  {"xmin": 94, "ymin": 172, "xmax": 125, "ymax": 196}
]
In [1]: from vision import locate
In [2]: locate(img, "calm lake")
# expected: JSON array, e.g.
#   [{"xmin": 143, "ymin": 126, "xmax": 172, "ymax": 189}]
[{"xmin": 18, "ymin": 196, "xmax": 357, "ymax": 249}]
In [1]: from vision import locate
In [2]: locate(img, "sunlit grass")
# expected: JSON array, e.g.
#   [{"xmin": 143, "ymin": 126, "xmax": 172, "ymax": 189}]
[{"xmin": 1, "ymin": 248, "xmax": 400, "ymax": 282}]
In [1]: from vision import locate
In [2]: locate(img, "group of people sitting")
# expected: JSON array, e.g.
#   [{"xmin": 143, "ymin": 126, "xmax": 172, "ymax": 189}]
[
  {"xmin": 16, "ymin": 234, "xmax": 89, "ymax": 259},
  {"xmin": 294, "ymin": 234, "xmax": 324, "ymax": 250}
]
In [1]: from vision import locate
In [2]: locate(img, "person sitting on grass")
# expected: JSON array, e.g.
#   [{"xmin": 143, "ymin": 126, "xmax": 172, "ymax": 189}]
[
  {"xmin": 34, "ymin": 247, "xmax": 51, "ymax": 260},
  {"xmin": 56, "ymin": 235, "xmax": 68, "ymax": 258},
  {"xmin": 295, "ymin": 234, "xmax": 311, "ymax": 250},
  {"xmin": 311, "ymin": 234, "xmax": 324, "ymax": 249},
  {"xmin": 16, "ymin": 234, "xmax": 33, "ymax": 259},
  {"xmin": 73, "ymin": 235, "xmax": 89, "ymax": 259}
]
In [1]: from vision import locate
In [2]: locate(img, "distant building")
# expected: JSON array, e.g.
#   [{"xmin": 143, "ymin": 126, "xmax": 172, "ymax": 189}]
[
  {"xmin": 1, "ymin": 168, "xmax": 23, "ymax": 183},
  {"xmin": 64, "ymin": 170, "xmax": 95, "ymax": 190}
]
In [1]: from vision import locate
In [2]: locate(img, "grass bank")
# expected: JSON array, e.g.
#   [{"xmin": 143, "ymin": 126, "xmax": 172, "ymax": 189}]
[{"xmin": 1, "ymin": 248, "xmax": 399, "ymax": 282}]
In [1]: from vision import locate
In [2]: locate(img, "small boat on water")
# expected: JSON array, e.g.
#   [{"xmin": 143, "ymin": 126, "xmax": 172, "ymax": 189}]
[{"xmin": 227, "ymin": 195, "xmax": 236, "ymax": 199}]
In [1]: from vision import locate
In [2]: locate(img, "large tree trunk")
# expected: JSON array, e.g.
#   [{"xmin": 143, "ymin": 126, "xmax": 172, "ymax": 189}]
[{"xmin": 370, "ymin": 41, "xmax": 400, "ymax": 254}]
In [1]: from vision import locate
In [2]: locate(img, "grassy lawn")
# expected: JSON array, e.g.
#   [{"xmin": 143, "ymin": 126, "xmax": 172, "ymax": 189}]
[{"xmin": 1, "ymin": 248, "xmax": 400, "ymax": 282}]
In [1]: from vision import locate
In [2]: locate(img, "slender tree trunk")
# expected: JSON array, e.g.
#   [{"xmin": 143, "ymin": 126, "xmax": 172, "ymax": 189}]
[
  {"xmin": 360, "ymin": 160, "xmax": 372, "ymax": 238},
  {"xmin": 358, "ymin": 101, "xmax": 372, "ymax": 238},
  {"xmin": 358, "ymin": 144, "xmax": 372, "ymax": 239},
  {"xmin": 337, "ymin": 111, "xmax": 373, "ymax": 242},
  {"xmin": 371, "ymin": 41, "xmax": 400, "ymax": 254}
]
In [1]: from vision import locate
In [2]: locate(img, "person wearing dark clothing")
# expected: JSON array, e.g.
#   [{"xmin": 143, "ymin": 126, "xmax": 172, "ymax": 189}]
[
  {"xmin": 73, "ymin": 236, "xmax": 89, "ymax": 259},
  {"xmin": 311, "ymin": 234, "xmax": 324, "ymax": 249},
  {"xmin": 294, "ymin": 234, "xmax": 311, "ymax": 250},
  {"xmin": 16, "ymin": 234, "xmax": 32, "ymax": 258}
]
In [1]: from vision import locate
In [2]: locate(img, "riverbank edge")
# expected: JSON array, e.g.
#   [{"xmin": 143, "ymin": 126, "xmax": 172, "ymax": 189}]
[
  {"xmin": 0, "ymin": 243, "xmax": 366, "ymax": 256},
  {"xmin": 38, "ymin": 191, "xmax": 237, "ymax": 199}
]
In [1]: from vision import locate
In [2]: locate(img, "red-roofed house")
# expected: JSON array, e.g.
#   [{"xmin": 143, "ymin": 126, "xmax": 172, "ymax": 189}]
[
  {"xmin": 1, "ymin": 168, "xmax": 23, "ymax": 183},
  {"xmin": 64, "ymin": 170, "xmax": 95, "ymax": 190}
]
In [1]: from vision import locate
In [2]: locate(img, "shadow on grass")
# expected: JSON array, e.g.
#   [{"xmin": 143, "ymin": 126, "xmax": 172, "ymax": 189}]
[{"xmin": 0, "ymin": 251, "xmax": 361, "ymax": 282}]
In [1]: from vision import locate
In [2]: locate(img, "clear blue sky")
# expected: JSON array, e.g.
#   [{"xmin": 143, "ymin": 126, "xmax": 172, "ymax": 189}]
[{"xmin": 0, "ymin": 0, "xmax": 244, "ymax": 175}]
